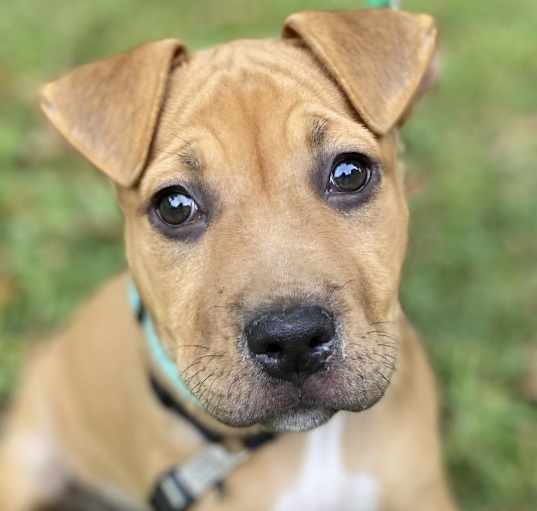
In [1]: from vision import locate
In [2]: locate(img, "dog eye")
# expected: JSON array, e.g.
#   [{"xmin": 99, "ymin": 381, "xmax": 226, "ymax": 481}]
[
  {"xmin": 328, "ymin": 153, "xmax": 373, "ymax": 193},
  {"xmin": 155, "ymin": 187, "xmax": 198, "ymax": 226}
]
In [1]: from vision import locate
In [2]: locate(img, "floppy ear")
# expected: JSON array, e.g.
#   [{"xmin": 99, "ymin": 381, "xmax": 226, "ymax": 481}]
[
  {"xmin": 40, "ymin": 39, "xmax": 186, "ymax": 187},
  {"xmin": 282, "ymin": 9, "xmax": 437, "ymax": 135}
]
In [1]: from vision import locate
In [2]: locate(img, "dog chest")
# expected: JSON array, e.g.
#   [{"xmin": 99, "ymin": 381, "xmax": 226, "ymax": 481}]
[{"xmin": 272, "ymin": 414, "xmax": 380, "ymax": 511}]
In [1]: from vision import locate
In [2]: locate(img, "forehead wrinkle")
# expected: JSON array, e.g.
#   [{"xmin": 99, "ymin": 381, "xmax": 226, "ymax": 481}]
[
  {"xmin": 160, "ymin": 60, "xmax": 234, "ymax": 141},
  {"xmin": 161, "ymin": 38, "xmax": 355, "ymax": 143},
  {"xmin": 192, "ymin": 69, "xmax": 284, "ymax": 187},
  {"xmin": 152, "ymin": 41, "xmax": 360, "ymax": 193},
  {"xmin": 240, "ymin": 72, "xmax": 315, "ymax": 190}
]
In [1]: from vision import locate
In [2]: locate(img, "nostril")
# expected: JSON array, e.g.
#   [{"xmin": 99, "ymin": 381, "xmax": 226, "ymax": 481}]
[
  {"xmin": 309, "ymin": 335, "xmax": 327, "ymax": 349},
  {"xmin": 265, "ymin": 342, "xmax": 282, "ymax": 355}
]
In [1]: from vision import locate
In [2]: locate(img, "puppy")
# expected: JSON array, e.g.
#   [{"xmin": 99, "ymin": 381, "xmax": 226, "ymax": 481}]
[{"xmin": 0, "ymin": 8, "xmax": 458, "ymax": 511}]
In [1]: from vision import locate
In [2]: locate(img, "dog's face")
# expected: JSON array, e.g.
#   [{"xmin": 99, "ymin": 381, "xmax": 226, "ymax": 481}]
[
  {"xmin": 41, "ymin": 10, "xmax": 437, "ymax": 431},
  {"xmin": 122, "ymin": 40, "xmax": 409, "ymax": 431}
]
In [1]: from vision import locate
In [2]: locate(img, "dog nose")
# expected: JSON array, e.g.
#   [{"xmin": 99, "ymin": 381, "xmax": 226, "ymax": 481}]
[{"xmin": 245, "ymin": 305, "xmax": 336, "ymax": 381}]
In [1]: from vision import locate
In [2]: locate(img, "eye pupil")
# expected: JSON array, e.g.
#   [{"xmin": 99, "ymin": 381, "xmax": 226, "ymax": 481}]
[
  {"xmin": 157, "ymin": 190, "xmax": 197, "ymax": 225},
  {"xmin": 329, "ymin": 154, "xmax": 372, "ymax": 193}
]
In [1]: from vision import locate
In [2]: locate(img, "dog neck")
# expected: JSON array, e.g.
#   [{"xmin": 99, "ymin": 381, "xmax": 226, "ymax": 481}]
[
  {"xmin": 127, "ymin": 280, "xmax": 200, "ymax": 405},
  {"xmin": 128, "ymin": 279, "xmax": 269, "ymax": 440},
  {"xmin": 128, "ymin": 280, "xmax": 282, "ymax": 510}
]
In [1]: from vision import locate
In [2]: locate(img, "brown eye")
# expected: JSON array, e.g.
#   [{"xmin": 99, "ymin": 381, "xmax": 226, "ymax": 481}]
[
  {"xmin": 329, "ymin": 153, "xmax": 373, "ymax": 193},
  {"xmin": 156, "ymin": 188, "xmax": 198, "ymax": 226}
]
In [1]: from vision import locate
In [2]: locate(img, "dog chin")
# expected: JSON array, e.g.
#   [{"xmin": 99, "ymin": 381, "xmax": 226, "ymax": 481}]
[{"xmin": 261, "ymin": 408, "xmax": 335, "ymax": 433}]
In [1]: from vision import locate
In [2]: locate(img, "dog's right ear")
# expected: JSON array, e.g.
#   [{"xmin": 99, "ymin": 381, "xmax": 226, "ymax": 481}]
[{"xmin": 40, "ymin": 39, "xmax": 186, "ymax": 188}]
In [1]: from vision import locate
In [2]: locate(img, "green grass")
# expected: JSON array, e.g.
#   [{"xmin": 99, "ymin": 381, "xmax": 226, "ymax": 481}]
[{"xmin": 1, "ymin": 1, "xmax": 536, "ymax": 509}]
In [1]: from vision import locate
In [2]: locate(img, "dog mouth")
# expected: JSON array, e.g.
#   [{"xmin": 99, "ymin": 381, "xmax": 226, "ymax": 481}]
[
  {"xmin": 172, "ymin": 311, "xmax": 399, "ymax": 431},
  {"xmin": 191, "ymin": 354, "xmax": 393, "ymax": 432}
]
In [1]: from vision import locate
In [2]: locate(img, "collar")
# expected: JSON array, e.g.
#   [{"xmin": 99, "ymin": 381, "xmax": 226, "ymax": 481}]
[
  {"xmin": 128, "ymin": 280, "xmax": 200, "ymax": 406},
  {"xmin": 128, "ymin": 281, "xmax": 276, "ymax": 511},
  {"xmin": 149, "ymin": 374, "xmax": 276, "ymax": 511}
]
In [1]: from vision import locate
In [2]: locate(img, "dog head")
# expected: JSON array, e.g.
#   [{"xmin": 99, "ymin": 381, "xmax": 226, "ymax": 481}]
[{"xmin": 41, "ymin": 9, "xmax": 437, "ymax": 432}]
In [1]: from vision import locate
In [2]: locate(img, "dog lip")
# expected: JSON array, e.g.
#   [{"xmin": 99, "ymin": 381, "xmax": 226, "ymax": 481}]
[{"xmin": 209, "ymin": 364, "xmax": 381, "ymax": 428}]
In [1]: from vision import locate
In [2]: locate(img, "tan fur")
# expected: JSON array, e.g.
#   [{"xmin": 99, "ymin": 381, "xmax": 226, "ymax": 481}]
[
  {"xmin": 40, "ymin": 39, "xmax": 186, "ymax": 187},
  {"xmin": 0, "ymin": 9, "xmax": 457, "ymax": 511}
]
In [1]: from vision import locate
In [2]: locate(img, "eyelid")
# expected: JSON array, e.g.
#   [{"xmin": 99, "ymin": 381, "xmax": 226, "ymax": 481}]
[
  {"xmin": 152, "ymin": 184, "xmax": 192, "ymax": 203},
  {"xmin": 330, "ymin": 151, "xmax": 376, "ymax": 167},
  {"xmin": 321, "ymin": 144, "xmax": 380, "ymax": 166}
]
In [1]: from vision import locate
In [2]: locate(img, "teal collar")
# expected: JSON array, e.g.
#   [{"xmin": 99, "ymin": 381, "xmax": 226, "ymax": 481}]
[
  {"xmin": 127, "ymin": 285, "xmax": 278, "ymax": 511},
  {"xmin": 127, "ymin": 281, "xmax": 200, "ymax": 406},
  {"xmin": 367, "ymin": 0, "xmax": 399, "ymax": 8}
]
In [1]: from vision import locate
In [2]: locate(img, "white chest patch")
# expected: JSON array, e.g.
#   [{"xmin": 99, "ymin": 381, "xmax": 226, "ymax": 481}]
[
  {"xmin": 7, "ymin": 431, "xmax": 67, "ymax": 501},
  {"xmin": 273, "ymin": 414, "xmax": 380, "ymax": 511}
]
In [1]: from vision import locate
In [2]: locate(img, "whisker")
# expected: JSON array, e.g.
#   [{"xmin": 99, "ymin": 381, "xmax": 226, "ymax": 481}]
[
  {"xmin": 180, "ymin": 352, "xmax": 224, "ymax": 375},
  {"xmin": 369, "ymin": 320, "xmax": 397, "ymax": 326},
  {"xmin": 183, "ymin": 367, "xmax": 206, "ymax": 387},
  {"xmin": 367, "ymin": 351, "xmax": 397, "ymax": 366},
  {"xmin": 374, "ymin": 333, "xmax": 399, "ymax": 341},
  {"xmin": 212, "ymin": 392, "xmax": 224, "ymax": 416},
  {"xmin": 191, "ymin": 353, "xmax": 225, "ymax": 361},
  {"xmin": 376, "ymin": 342, "xmax": 397, "ymax": 349},
  {"xmin": 197, "ymin": 373, "xmax": 219, "ymax": 404},
  {"xmin": 180, "ymin": 359, "xmax": 204, "ymax": 375},
  {"xmin": 176, "ymin": 344, "xmax": 210, "ymax": 350},
  {"xmin": 371, "ymin": 360, "xmax": 397, "ymax": 373},
  {"xmin": 190, "ymin": 372, "xmax": 215, "ymax": 395},
  {"xmin": 374, "ymin": 368, "xmax": 392, "ymax": 386},
  {"xmin": 370, "ymin": 349, "xmax": 397, "ymax": 359},
  {"xmin": 362, "ymin": 329, "xmax": 398, "ymax": 338},
  {"xmin": 203, "ymin": 371, "xmax": 224, "ymax": 406}
]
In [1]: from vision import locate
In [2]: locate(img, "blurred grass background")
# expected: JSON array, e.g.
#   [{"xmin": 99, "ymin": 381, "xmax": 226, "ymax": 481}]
[{"xmin": 0, "ymin": 0, "xmax": 536, "ymax": 509}]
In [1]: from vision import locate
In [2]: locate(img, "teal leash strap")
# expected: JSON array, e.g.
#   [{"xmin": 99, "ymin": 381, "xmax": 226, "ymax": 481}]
[
  {"xmin": 128, "ymin": 281, "xmax": 201, "ymax": 406},
  {"xmin": 367, "ymin": 0, "xmax": 400, "ymax": 8}
]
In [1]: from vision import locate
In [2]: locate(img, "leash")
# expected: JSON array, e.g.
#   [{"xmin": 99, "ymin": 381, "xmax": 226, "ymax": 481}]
[
  {"xmin": 149, "ymin": 425, "xmax": 276, "ymax": 511},
  {"xmin": 367, "ymin": 0, "xmax": 400, "ymax": 8},
  {"xmin": 128, "ymin": 282, "xmax": 276, "ymax": 511}
]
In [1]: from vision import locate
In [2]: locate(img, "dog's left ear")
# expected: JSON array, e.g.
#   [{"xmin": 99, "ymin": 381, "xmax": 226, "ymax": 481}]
[
  {"xmin": 40, "ymin": 39, "xmax": 186, "ymax": 187},
  {"xmin": 283, "ymin": 9, "xmax": 437, "ymax": 135}
]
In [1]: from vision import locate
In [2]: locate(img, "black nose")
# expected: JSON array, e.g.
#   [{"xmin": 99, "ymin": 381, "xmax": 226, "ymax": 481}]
[{"xmin": 245, "ymin": 305, "xmax": 336, "ymax": 382}]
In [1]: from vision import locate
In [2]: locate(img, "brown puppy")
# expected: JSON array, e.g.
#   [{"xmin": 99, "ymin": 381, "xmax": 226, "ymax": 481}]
[{"xmin": 0, "ymin": 9, "xmax": 458, "ymax": 511}]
